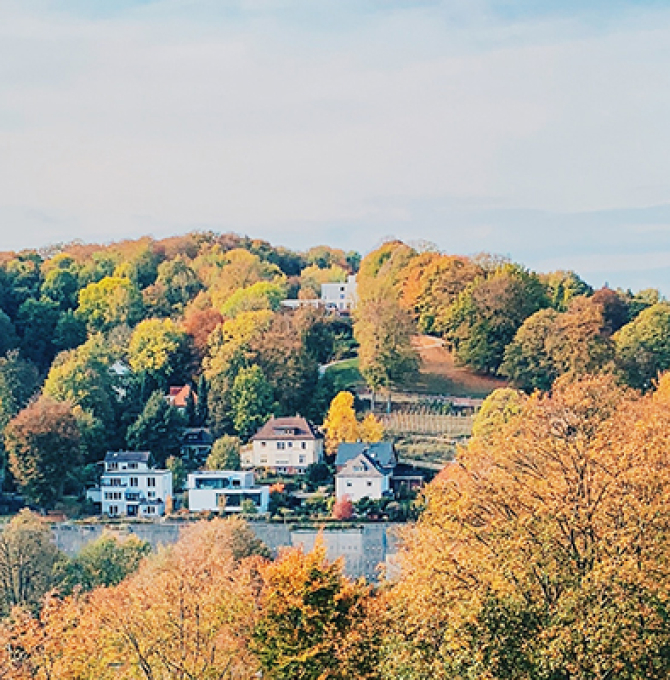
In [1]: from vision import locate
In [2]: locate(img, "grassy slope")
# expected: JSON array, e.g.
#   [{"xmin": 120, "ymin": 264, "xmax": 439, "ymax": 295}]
[{"xmin": 325, "ymin": 336, "xmax": 507, "ymax": 399}]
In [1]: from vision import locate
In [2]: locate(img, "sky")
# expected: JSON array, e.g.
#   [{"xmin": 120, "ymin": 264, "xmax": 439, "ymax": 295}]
[{"xmin": 1, "ymin": 0, "xmax": 670, "ymax": 292}]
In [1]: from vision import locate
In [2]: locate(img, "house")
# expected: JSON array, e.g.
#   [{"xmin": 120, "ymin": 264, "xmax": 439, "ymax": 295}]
[
  {"xmin": 88, "ymin": 451, "xmax": 173, "ymax": 518},
  {"xmin": 187, "ymin": 470, "xmax": 270, "ymax": 514},
  {"xmin": 321, "ymin": 275, "xmax": 357, "ymax": 312},
  {"xmin": 335, "ymin": 442, "xmax": 397, "ymax": 472},
  {"xmin": 335, "ymin": 442, "xmax": 397, "ymax": 503},
  {"xmin": 181, "ymin": 427, "xmax": 214, "ymax": 465},
  {"xmin": 244, "ymin": 416, "xmax": 324, "ymax": 474},
  {"xmin": 166, "ymin": 385, "xmax": 196, "ymax": 411}
]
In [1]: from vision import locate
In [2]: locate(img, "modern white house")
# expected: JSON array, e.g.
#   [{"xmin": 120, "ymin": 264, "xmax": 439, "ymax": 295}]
[
  {"xmin": 321, "ymin": 275, "xmax": 357, "ymax": 312},
  {"xmin": 335, "ymin": 442, "xmax": 397, "ymax": 503},
  {"xmin": 244, "ymin": 416, "xmax": 324, "ymax": 474},
  {"xmin": 88, "ymin": 451, "xmax": 173, "ymax": 517},
  {"xmin": 187, "ymin": 470, "xmax": 270, "ymax": 514}
]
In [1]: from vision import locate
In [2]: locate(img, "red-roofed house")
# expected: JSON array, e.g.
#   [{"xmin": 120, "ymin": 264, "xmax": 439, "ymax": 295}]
[{"xmin": 166, "ymin": 385, "xmax": 196, "ymax": 411}]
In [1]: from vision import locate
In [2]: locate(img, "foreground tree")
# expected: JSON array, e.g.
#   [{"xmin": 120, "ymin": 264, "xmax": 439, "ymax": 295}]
[
  {"xmin": 54, "ymin": 532, "xmax": 150, "ymax": 596},
  {"xmin": 384, "ymin": 375, "xmax": 670, "ymax": 679},
  {"xmin": 0, "ymin": 510, "xmax": 60, "ymax": 616},
  {"xmin": 4, "ymin": 398, "xmax": 81, "ymax": 509},
  {"xmin": 251, "ymin": 540, "xmax": 379, "ymax": 679}
]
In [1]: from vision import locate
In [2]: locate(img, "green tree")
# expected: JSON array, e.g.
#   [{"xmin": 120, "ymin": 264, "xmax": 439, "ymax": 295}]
[
  {"xmin": 166, "ymin": 455, "xmax": 187, "ymax": 491},
  {"xmin": 15, "ymin": 298, "xmax": 61, "ymax": 371},
  {"xmin": 126, "ymin": 391, "xmax": 185, "ymax": 467},
  {"xmin": 443, "ymin": 264, "xmax": 548, "ymax": 374},
  {"xmin": 76, "ymin": 276, "xmax": 144, "ymax": 332},
  {"xmin": 43, "ymin": 336, "xmax": 116, "ymax": 431},
  {"xmin": 0, "ymin": 309, "xmax": 19, "ymax": 356},
  {"xmin": 615, "ymin": 302, "xmax": 670, "ymax": 389},
  {"xmin": 0, "ymin": 510, "xmax": 61, "ymax": 615},
  {"xmin": 128, "ymin": 317, "xmax": 191, "ymax": 386},
  {"xmin": 205, "ymin": 435, "xmax": 242, "ymax": 470},
  {"xmin": 231, "ymin": 366, "xmax": 273, "ymax": 440},
  {"xmin": 220, "ymin": 280, "xmax": 286, "ymax": 318},
  {"xmin": 54, "ymin": 532, "xmax": 150, "ymax": 596},
  {"xmin": 471, "ymin": 387, "xmax": 527, "ymax": 440},
  {"xmin": 195, "ymin": 374, "xmax": 209, "ymax": 426},
  {"xmin": 4, "ymin": 398, "xmax": 82, "ymax": 509}
]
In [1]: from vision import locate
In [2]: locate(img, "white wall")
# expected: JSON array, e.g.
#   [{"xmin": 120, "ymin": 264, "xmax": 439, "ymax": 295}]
[{"xmin": 335, "ymin": 474, "xmax": 390, "ymax": 503}]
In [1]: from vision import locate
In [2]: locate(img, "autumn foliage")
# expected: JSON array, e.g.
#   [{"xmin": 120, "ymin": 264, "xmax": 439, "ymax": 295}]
[{"xmin": 6, "ymin": 376, "xmax": 670, "ymax": 678}]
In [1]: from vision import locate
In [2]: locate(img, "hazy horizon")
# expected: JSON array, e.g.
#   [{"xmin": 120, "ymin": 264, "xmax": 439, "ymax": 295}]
[{"xmin": 1, "ymin": 1, "xmax": 669, "ymax": 293}]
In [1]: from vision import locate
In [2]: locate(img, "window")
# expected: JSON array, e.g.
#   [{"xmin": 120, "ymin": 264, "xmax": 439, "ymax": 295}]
[
  {"xmin": 128, "ymin": 463, "xmax": 138, "ymax": 470},
  {"xmin": 277, "ymin": 442, "xmax": 285, "ymax": 449},
  {"xmin": 195, "ymin": 477, "xmax": 228, "ymax": 490},
  {"xmin": 147, "ymin": 491, "xmax": 156, "ymax": 499},
  {"xmin": 301, "ymin": 442, "xmax": 307, "ymax": 450},
  {"xmin": 299, "ymin": 455, "xmax": 306, "ymax": 464},
  {"xmin": 287, "ymin": 441, "xmax": 293, "ymax": 448},
  {"xmin": 110, "ymin": 478, "xmax": 122, "ymax": 487},
  {"xmin": 346, "ymin": 482, "xmax": 352, "ymax": 487},
  {"xmin": 367, "ymin": 482, "xmax": 372, "ymax": 487},
  {"xmin": 109, "ymin": 505, "xmax": 119, "ymax": 515},
  {"xmin": 147, "ymin": 477, "xmax": 156, "ymax": 487},
  {"xmin": 261, "ymin": 441, "xmax": 267, "ymax": 447},
  {"xmin": 145, "ymin": 506, "xmax": 155, "ymax": 515},
  {"xmin": 107, "ymin": 462, "xmax": 118, "ymax": 471},
  {"xmin": 104, "ymin": 492, "xmax": 110, "ymax": 500},
  {"xmin": 130, "ymin": 477, "xmax": 138, "ymax": 487}
]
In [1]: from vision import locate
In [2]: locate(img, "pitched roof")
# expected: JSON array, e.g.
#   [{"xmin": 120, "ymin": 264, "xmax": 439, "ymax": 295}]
[
  {"xmin": 104, "ymin": 451, "xmax": 150, "ymax": 464},
  {"xmin": 335, "ymin": 442, "xmax": 396, "ymax": 469},
  {"xmin": 336, "ymin": 451, "xmax": 390, "ymax": 479},
  {"xmin": 250, "ymin": 416, "xmax": 322, "ymax": 441},
  {"xmin": 182, "ymin": 428, "xmax": 214, "ymax": 445},
  {"xmin": 167, "ymin": 385, "xmax": 196, "ymax": 409}
]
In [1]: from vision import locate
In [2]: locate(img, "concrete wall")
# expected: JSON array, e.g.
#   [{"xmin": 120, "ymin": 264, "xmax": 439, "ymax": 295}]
[{"xmin": 51, "ymin": 521, "xmax": 401, "ymax": 582}]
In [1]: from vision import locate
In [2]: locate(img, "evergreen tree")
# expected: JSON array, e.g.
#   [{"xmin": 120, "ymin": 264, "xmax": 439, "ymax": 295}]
[
  {"xmin": 126, "ymin": 391, "xmax": 185, "ymax": 467},
  {"xmin": 195, "ymin": 374, "xmax": 209, "ymax": 426}
]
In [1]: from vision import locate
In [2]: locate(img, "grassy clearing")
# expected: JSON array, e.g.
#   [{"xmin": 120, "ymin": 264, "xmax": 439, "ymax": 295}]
[
  {"xmin": 325, "ymin": 357, "xmax": 364, "ymax": 392},
  {"xmin": 394, "ymin": 435, "xmax": 459, "ymax": 467}
]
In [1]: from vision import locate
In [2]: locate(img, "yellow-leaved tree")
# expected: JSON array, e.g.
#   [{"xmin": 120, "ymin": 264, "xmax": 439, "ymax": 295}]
[{"xmin": 322, "ymin": 391, "xmax": 384, "ymax": 455}]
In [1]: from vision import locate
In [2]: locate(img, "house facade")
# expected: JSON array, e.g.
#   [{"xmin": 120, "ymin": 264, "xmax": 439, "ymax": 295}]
[
  {"xmin": 244, "ymin": 416, "xmax": 324, "ymax": 474},
  {"xmin": 335, "ymin": 451, "xmax": 392, "ymax": 503},
  {"xmin": 91, "ymin": 451, "xmax": 173, "ymax": 518},
  {"xmin": 335, "ymin": 442, "xmax": 398, "ymax": 503},
  {"xmin": 321, "ymin": 275, "xmax": 357, "ymax": 312},
  {"xmin": 187, "ymin": 470, "xmax": 270, "ymax": 514},
  {"xmin": 181, "ymin": 427, "xmax": 214, "ymax": 466}
]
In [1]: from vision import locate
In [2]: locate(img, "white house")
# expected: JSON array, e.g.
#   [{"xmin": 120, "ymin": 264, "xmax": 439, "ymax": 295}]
[
  {"xmin": 321, "ymin": 275, "xmax": 357, "ymax": 312},
  {"xmin": 89, "ymin": 451, "xmax": 173, "ymax": 518},
  {"xmin": 335, "ymin": 452, "xmax": 392, "ymax": 503},
  {"xmin": 244, "ymin": 416, "xmax": 324, "ymax": 474},
  {"xmin": 187, "ymin": 470, "xmax": 270, "ymax": 514},
  {"xmin": 335, "ymin": 442, "xmax": 396, "ymax": 503}
]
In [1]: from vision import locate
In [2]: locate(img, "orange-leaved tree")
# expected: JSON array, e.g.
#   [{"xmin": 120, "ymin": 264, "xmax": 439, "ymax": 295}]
[
  {"xmin": 384, "ymin": 374, "xmax": 670, "ymax": 680},
  {"xmin": 251, "ymin": 539, "xmax": 381, "ymax": 679}
]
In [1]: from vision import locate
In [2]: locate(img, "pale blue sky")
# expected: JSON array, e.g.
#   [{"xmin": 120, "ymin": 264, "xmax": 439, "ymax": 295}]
[{"xmin": 1, "ymin": 0, "xmax": 669, "ymax": 292}]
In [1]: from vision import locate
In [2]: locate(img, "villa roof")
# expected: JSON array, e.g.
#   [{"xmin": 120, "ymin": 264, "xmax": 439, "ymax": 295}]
[
  {"xmin": 335, "ymin": 442, "xmax": 396, "ymax": 469},
  {"xmin": 251, "ymin": 416, "xmax": 322, "ymax": 442}
]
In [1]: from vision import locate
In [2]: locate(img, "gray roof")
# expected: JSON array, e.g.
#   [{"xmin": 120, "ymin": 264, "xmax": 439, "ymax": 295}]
[
  {"xmin": 104, "ymin": 451, "xmax": 150, "ymax": 464},
  {"xmin": 335, "ymin": 442, "xmax": 396, "ymax": 469},
  {"xmin": 336, "ymin": 452, "xmax": 390, "ymax": 479},
  {"xmin": 251, "ymin": 416, "xmax": 322, "ymax": 441}
]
